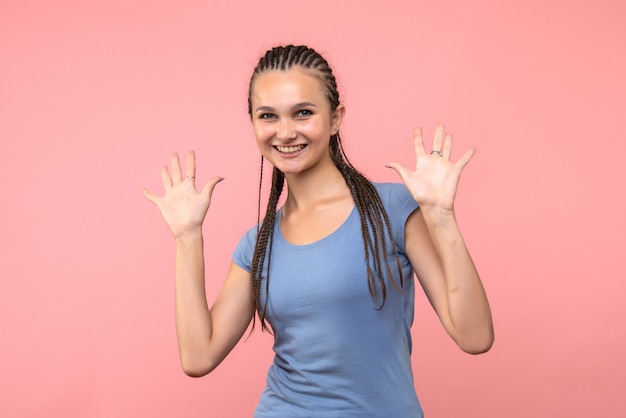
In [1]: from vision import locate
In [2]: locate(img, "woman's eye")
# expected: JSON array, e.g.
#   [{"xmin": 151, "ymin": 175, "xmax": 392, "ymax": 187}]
[
  {"xmin": 297, "ymin": 109, "xmax": 313, "ymax": 117},
  {"xmin": 259, "ymin": 113, "xmax": 276, "ymax": 120}
]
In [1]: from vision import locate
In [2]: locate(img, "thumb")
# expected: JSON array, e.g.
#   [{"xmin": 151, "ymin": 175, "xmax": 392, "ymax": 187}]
[
  {"xmin": 456, "ymin": 147, "xmax": 476, "ymax": 171},
  {"xmin": 142, "ymin": 187, "xmax": 159, "ymax": 204},
  {"xmin": 201, "ymin": 176, "xmax": 225, "ymax": 200},
  {"xmin": 385, "ymin": 162, "xmax": 410, "ymax": 183}
]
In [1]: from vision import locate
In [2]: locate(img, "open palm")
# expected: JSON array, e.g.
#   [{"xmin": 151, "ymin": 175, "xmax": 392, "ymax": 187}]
[
  {"xmin": 142, "ymin": 151, "xmax": 223, "ymax": 239},
  {"xmin": 387, "ymin": 124, "xmax": 474, "ymax": 212}
]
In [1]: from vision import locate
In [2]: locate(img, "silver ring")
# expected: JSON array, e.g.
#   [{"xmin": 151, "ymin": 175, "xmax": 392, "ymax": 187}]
[
  {"xmin": 431, "ymin": 150, "xmax": 442, "ymax": 156},
  {"xmin": 186, "ymin": 175, "xmax": 195, "ymax": 179}
]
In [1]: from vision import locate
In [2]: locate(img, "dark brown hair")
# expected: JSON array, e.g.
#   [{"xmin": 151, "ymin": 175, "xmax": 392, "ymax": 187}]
[{"xmin": 248, "ymin": 45, "xmax": 403, "ymax": 332}]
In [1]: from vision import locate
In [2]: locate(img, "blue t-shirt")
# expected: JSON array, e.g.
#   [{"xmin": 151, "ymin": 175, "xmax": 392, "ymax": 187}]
[{"xmin": 233, "ymin": 182, "xmax": 423, "ymax": 417}]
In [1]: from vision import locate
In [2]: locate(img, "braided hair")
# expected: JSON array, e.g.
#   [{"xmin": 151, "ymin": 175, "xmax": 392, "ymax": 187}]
[{"xmin": 248, "ymin": 45, "xmax": 403, "ymax": 332}]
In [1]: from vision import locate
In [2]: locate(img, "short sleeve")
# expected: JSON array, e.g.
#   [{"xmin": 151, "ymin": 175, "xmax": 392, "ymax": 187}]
[
  {"xmin": 232, "ymin": 226, "xmax": 258, "ymax": 273},
  {"xmin": 375, "ymin": 182, "xmax": 419, "ymax": 254}
]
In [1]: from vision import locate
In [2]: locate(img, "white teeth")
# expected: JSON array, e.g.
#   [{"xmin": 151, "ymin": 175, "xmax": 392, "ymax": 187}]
[{"xmin": 276, "ymin": 145, "xmax": 305, "ymax": 153}]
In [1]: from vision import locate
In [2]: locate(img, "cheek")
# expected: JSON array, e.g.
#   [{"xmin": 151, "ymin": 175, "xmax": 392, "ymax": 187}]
[
  {"xmin": 302, "ymin": 119, "xmax": 328, "ymax": 136},
  {"xmin": 252, "ymin": 126, "xmax": 277, "ymax": 157},
  {"xmin": 252, "ymin": 123, "xmax": 270, "ymax": 143}
]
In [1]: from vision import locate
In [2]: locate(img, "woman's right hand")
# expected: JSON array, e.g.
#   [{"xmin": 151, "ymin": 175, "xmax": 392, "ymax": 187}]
[{"xmin": 142, "ymin": 150, "xmax": 224, "ymax": 240}]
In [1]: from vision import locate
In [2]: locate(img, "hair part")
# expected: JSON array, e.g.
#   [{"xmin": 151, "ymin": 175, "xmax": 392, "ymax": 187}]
[
  {"xmin": 248, "ymin": 45, "xmax": 403, "ymax": 333},
  {"xmin": 248, "ymin": 45, "xmax": 340, "ymax": 117}
]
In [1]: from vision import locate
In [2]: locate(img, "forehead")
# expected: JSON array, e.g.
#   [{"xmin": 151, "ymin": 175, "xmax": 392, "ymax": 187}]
[{"xmin": 250, "ymin": 67, "xmax": 327, "ymax": 106}]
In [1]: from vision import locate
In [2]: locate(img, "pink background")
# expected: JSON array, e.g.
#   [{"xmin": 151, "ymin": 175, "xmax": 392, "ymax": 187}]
[{"xmin": 2, "ymin": 0, "xmax": 625, "ymax": 417}]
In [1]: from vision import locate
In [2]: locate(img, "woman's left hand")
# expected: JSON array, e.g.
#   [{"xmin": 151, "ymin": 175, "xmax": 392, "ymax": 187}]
[{"xmin": 386, "ymin": 124, "xmax": 475, "ymax": 213}]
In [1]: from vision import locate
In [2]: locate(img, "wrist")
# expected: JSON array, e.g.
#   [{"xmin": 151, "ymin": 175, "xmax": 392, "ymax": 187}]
[
  {"xmin": 175, "ymin": 226, "xmax": 203, "ymax": 246},
  {"xmin": 419, "ymin": 205, "xmax": 457, "ymax": 227}
]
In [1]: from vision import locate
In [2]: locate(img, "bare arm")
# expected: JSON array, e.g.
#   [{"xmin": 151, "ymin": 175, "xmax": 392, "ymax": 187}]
[
  {"xmin": 174, "ymin": 231, "xmax": 254, "ymax": 376},
  {"xmin": 387, "ymin": 125, "xmax": 494, "ymax": 354},
  {"xmin": 405, "ymin": 208, "xmax": 493, "ymax": 353},
  {"xmin": 143, "ymin": 151, "xmax": 254, "ymax": 376}
]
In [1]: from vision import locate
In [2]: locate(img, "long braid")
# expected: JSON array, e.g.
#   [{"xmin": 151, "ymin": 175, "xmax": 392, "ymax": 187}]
[
  {"xmin": 331, "ymin": 135, "xmax": 404, "ymax": 307},
  {"xmin": 257, "ymin": 155, "xmax": 264, "ymax": 236},
  {"xmin": 249, "ymin": 45, "xmax": 404, "ymax": 331},
  {"xmin": 250, "ymin": 165, "xmax": 284, "ymax": 332},
  {"xmin": 334, "ymin": 136, "xmax": 404, "ymax": 275}
]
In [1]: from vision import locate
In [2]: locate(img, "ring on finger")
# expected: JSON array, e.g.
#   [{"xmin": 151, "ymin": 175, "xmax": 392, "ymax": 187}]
[{"xmin": 431, "ymin": 150, "xmax": 442, "ymax": 156}]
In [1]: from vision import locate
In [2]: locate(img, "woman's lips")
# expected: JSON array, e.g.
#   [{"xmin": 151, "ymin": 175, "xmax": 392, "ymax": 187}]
[{"xmin": 275, "ymin": 144, "xmax": 306, "ymax": 154}]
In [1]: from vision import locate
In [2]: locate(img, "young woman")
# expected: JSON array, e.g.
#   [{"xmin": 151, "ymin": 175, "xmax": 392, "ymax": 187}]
[{"xmin": 143, "ymin": 45, "xmax": 493, "ymax": 417}]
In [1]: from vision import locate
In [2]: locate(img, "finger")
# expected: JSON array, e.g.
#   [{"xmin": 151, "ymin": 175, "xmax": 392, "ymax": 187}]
[
  {"xmin": 385, "ymin": 162, "xmax": 411, "ymax": 184},
  {"xmin": 171, "ymin": 153, "xmax": 183, "ymax": 184},
  {"xmin": 413, "ymin": 125, "xmax": 426, "ymax": 159},
  {"xmin": 432, "ymin": 123, "xmax": 445, "ymax": 155},
  {"xmin": 142, "ymin": 187, "xmax": 159, "ymax": 204},
  {"xmin": 160, "ymin": 165, "xmax": 173, "ymax": 191},
  {"xmin": 442, "ymin": 132, "xmax": 453, "ymax": 160},
  {"xmin": 201, "ymin": 176, "xmax": 225, "ymax": 201},
  {"xmin": 185, "ymin": 150, "xmax": 196, "ymax": 183},
  {"xmin": 456, "ymin": 147, "xmax": 476, "ymax": 171}
]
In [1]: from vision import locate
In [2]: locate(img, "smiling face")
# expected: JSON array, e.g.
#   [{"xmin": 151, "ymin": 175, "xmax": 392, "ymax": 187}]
[{"xmin": 249, "ymin": 67, "xmax": 344, "ymax": 177}]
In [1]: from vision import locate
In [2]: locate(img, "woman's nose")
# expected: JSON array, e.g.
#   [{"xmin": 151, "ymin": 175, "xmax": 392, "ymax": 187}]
[{"xmin": 276, "ymin": 118, "xmax": 297, "ymax": 141}]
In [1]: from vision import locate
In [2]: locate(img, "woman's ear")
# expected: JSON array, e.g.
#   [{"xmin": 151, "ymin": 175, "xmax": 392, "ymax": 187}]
[{"xmin": 331, "ymin": 104, "xmax": 346, "ymax": 132}]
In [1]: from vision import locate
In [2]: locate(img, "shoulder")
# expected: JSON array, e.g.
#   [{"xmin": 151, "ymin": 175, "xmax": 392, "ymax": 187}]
[
  {"xmin": 372, "ymin": 182, "xmax": 418, "ymax": 250},
  {"xmin": 373, "ymin": 181, "xmax": 408, "ymax": 195},
  {"xmin": 232, "ymin": 224, "xmax": 259, "ymax": 272},
  {"xmin": 372, "ymin": 182, "xmax": 418, "ymax": 211}
]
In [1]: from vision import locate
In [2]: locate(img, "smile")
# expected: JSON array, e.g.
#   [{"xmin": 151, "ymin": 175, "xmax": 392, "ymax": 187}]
[{"xmin": 275, "ymin": 145, "xmax": 306, "ymax": 154}]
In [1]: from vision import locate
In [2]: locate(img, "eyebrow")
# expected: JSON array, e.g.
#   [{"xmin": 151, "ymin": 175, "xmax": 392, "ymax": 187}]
[{"xmin": 254, "ymin": 102, "xmax": 318, "ymax": 113}]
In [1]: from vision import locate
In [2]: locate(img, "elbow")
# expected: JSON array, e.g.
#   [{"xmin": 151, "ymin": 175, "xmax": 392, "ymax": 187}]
[
  {"xmin": 182, "ymin": 365, "xmax": 211, "ymax": 378},
  {"xmin": 458, "ymin": 329, "xmax": 495, "ymax": 355},
  {"xmin": 180, "ymin": 354, "xmax": 217, "ymax": 378},
  {"xmin": 460, "ymin": 339, "xmax": 493, "ymax": 355}
]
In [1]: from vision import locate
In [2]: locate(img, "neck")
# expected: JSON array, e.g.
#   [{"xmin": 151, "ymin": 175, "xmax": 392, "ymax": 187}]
[{"xmin": 283, "ymin": 161, "xmax": 350, "ymax": 211}]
